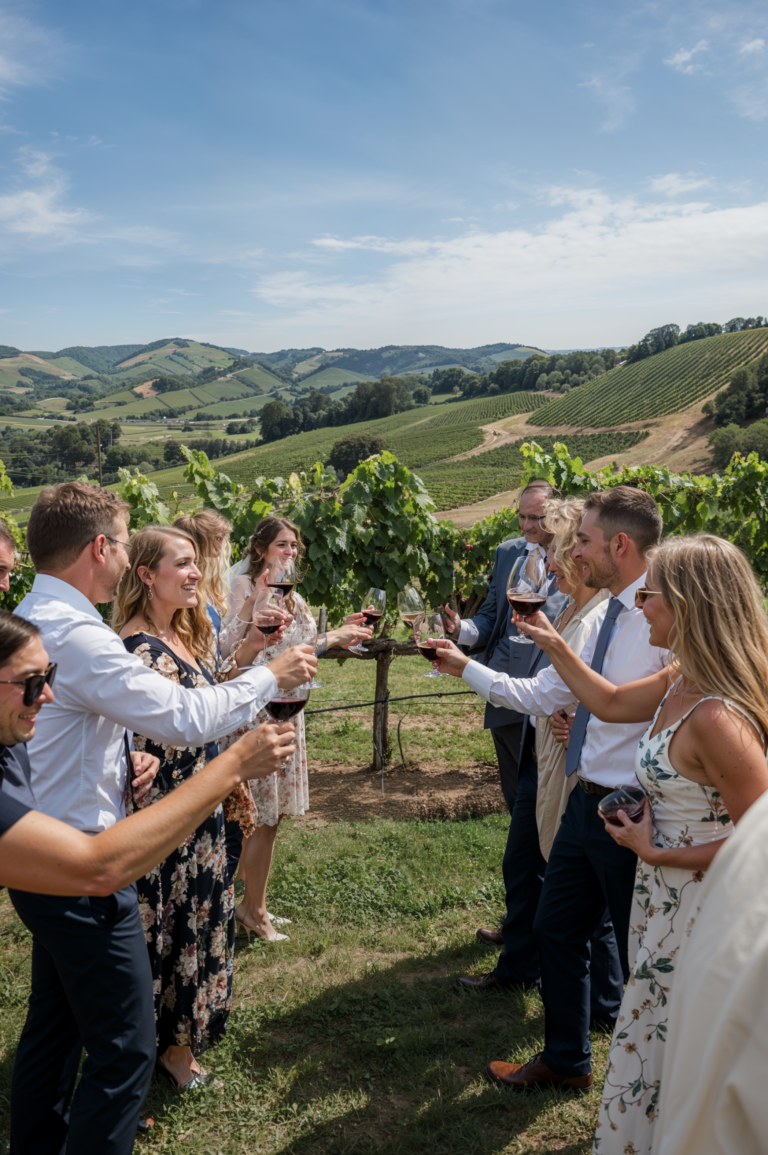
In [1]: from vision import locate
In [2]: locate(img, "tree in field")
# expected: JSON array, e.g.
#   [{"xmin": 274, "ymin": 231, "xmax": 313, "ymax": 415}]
[
  {"xmin": 259, "ymin": 399, "xmax": 293, "ymax": 442},
  {"xmin": 328, "ymin": 434, "xmax": 388, "ymax": 479},
  {"xmin": 413, "ymin": 386, "xmax": 431, "ymax": 404}
]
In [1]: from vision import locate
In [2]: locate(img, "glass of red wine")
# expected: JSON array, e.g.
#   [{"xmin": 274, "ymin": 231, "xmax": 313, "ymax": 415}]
[
  {"xmin": 598, "ymin": 784, "xmax": 647, "ymax": 827},
  {"xmin": 415, "ymin": 611, "xmax": 448, "ymax": 678},
  {"xmin": 264, "ymin": 683, "xmax": 310, "ymax": 723},
  {"xmin": 266, "ymin": 558, "xmax": 295, "ymax": 599},
  {"xmin": 254, "ymin": 590, "xmax": 284, "ymax": 665},
  {"xmin": 506, "ymin": 553, "xmax": 548, "ymax": 646},
  {"xmin": 349, "ymin": 588, "xmax": 385, "ymax": 655}
]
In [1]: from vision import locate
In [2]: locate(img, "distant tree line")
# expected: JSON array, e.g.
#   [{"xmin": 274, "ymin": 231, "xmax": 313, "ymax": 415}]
[
  {"xmin": 626, "ymin": 318, "xmax": 767, "ymax": 365},
  {"xmin": 258, "ymin": 377, "xmax": 432, "ymax": 442}
]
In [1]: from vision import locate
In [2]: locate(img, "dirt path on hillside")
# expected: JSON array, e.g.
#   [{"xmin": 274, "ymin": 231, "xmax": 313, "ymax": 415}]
[{"xmin": 436, "ymin": 389, "xmax": 720, "ymax": 526}]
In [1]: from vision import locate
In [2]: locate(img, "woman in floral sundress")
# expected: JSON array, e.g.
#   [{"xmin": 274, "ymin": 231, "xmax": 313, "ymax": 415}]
[
  {"xmin": 220, "ymin": 516, "xmax": 370, "ymax": 942},
  {"xmin": 520, "ymin": 534, "xmax": 768, "ymax": 1154}
]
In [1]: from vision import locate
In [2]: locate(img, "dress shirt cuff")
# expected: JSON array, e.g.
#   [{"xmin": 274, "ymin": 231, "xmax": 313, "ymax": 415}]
[
  {"xmin": 241, "ymin": 666, "xmax": 278, "ymax": 720},
  {"xmin": 458, "ymin": 619, "xmax": 480, "ymax": 646},
  {"xmin": 462, "ymin": 659, "xmax": 495, "ymax": 702}
]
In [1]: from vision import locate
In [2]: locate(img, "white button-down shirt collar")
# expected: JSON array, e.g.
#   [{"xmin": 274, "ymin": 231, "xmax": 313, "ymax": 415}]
[
  {"xmin": 16, "ymin": 574, "xmax": 278, "ymax": 834},
  {"xmin": 463, "ymin": 571, "xmax": 668, "ymax": 790}
]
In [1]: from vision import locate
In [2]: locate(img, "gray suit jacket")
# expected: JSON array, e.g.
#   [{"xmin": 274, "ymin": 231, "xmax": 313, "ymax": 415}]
[{"xmin": 466, "ymin": 536, "xmax": 567, "ymax": 730}]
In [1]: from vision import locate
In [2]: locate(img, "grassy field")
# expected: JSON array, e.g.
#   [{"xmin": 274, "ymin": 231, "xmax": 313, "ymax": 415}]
[
  {"xmin": 0, "ymin": 649, "xmax": 607, "ymax": 1154},
  {"xmin": 528, "ymin": 329, "xmax": 768, "ymax": 427},
  {"xmin": 299, "ymin": 367, "xmax": 375, "ymax": 390}
]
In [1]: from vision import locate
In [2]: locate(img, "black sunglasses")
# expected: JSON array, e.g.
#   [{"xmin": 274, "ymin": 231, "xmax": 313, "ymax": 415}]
[{"xmin": 0, "ymin": 662, "xmax": 57, "ymax": 706}]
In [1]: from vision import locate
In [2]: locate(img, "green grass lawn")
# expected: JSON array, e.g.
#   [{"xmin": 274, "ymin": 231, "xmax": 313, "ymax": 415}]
[{"xmin": 0, "ymin": 812, "xmax": 607, "ymax": 1155}]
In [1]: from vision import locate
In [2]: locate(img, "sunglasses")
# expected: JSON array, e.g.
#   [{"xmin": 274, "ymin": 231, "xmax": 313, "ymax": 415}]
[
  {"xmin": 635, "ymin": 588, "xmax": 663, "ymax": 606},
  {"xmin": 0, "ymin": 662, "xmax": 57, "ymax": 706}
]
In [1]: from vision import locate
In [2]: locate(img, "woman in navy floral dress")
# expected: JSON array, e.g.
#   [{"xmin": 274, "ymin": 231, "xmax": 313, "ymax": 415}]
[{"xmin": 114, "ymin": 524, "xmax": 259, "ymax": 1089}]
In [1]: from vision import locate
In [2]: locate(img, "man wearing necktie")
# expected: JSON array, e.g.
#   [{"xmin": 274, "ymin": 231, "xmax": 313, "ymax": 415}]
[
  {"xmin": 443, "ymin": 482, "xmax": 567, "ymax": 816},
  {"xmin": 436, "ymin": 486, "xmax": 666, "ymax": 1092}
]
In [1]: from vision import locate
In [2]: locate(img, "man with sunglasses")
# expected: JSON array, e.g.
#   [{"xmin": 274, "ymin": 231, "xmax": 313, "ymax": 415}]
[
  {"xmin": 7, "ymin": 482, "xmax": 318, "ymax": 1155},
  {"xmin": 0, "ymin": 608, "xmax": 298, "ymax": 1154}
]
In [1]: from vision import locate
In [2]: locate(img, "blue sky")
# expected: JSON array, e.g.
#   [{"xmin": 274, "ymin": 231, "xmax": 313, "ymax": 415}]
[{"xmin": 1, "ymin": 0, "xmax": 768, "ymax": 352}]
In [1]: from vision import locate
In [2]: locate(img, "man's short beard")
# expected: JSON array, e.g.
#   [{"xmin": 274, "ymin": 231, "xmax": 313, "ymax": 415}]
[{"xmin": 585, "ymin": 546, "xmax": 621, "ymax": 590}]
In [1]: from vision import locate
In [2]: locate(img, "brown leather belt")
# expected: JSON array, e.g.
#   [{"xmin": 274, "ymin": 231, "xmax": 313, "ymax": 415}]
[{"xmin": 577, "ymin": 778, "xmax": 615, "ymax": 798}]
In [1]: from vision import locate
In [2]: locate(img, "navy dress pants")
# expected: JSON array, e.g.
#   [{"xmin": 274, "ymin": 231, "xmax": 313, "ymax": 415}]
[
  {"xmin": 534, "ymin": 784, "xmax": 638, "ymax": 1077},
  {"xmin": 490, "ymin": 721, "xmax": 525, "ymax": 816},
  {"xmin": 494, "ymin": 747, "xmax": 624, "ymax": 1029},
  {"xmin": 9, "ymin": 885, "xmax": 156, "ymax": 1155}
]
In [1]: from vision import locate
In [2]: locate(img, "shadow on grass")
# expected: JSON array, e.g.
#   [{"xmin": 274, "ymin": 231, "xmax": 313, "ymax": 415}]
[{"xmin": 141, "ymin": 937, "xmax": 597, "ymax": 1155}]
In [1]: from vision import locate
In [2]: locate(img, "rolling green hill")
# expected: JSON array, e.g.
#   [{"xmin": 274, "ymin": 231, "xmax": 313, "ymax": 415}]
[
  {"xmin": 296, "ymin": 367, "xmax": 374, "ymax": 391},
  {"xmin": 528, "ymin": 329, "xmax": 768, "ymax": 427}
]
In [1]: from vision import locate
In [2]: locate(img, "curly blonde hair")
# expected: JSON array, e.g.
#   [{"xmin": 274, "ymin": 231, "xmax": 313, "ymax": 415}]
[
  {"xmin": 647, "ymin": 534, "xmax": 768, "ymax": 744},
  {"xmin": 173, "ymin": 509, "xmax": 232, "ymax": 617},
  {"xmin": 542, "ymin": 497, "xmax": 587, "ymax": 589},
  {"xmin": 112, "ymin": 525, "xmax": 214, "ymax": 664}
]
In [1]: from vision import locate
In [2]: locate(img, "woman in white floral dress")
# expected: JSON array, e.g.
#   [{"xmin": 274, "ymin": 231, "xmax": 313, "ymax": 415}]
[
  {"xmin": 220, "ymin": 516, "xmax": 370, "ymax": 941},
  {"xmin": 520, "ymin": 533, "xmax": 768, "ymax": 1154}
]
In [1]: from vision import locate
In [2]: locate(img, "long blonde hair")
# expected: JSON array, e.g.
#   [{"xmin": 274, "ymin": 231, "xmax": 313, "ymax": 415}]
[
  {"xmin": 648, "ymin": 534, "xmax": 768, "ymax": 743},
  {"xmin": 113, "ymin": 525, "xmax": 214, "ymax": 664},
  {"xmin": 543, "ymin": 497, "xmax": 587, "ymax": 589},
  {"xmin": 173, "ymin": 509, "xmax": 232, "ymax": 617}
]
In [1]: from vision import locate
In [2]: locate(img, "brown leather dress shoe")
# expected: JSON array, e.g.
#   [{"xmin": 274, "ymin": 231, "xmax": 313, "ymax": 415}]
[
  {"xmin": 476, "ymin": 928, "xmax": 504, "ymax": 946},
  {"xmin": 485, "ymin": 1052, "xmax": 592, "ymax": 1093},
  {"xmin": 455, "ymin": 971, "xmax": 515, "ymax": 992}
]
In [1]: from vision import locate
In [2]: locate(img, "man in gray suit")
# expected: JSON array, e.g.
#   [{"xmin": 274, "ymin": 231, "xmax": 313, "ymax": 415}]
[{"xmin": 444, "ymin": 481, "xmax": 567, "ymax": 816}]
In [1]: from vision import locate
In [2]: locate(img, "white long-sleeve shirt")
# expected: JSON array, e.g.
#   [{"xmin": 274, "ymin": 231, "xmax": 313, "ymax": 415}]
[
  {"xmin": 461, "ymin": 573, "xmax": 668, "ymax": 790},
  {"xmin": 17, "ymin": 574, "xmax": 278, "ymax": 834}
]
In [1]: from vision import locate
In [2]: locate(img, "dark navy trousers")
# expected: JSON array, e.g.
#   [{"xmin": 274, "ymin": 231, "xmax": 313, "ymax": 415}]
[
  {"xmin": 494, "ymin": 745, "xmax": 624, "ymax": 1032},
  {"xmin": 534, "ymin": 783, "xmax": 638, "ymax": 1077},
  {"xmin": 9, "ymin": 885, "xmax": 156, "ymax": 1155}
]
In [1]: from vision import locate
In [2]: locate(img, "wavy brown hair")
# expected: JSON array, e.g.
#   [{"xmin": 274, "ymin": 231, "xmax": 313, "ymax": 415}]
[
  {"xmin": 542, "ymin": 497, "xmax": 587, "ymax": 589},
  {"xmin": 112, "ymin": 525, "xmax": 214, "ymax": 664},
  {"xmin": 173, "ymin": 509, "xmax": 232, "ymax": 617},
  {"xmin": 648, "ymin": 534, "xmax": 768, "ymax": 744}
]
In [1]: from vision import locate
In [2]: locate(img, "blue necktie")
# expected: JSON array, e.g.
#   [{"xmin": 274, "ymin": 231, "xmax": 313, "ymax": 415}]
[{"xmin": 565, "ymin": 596, "xmax": 624, "ymax": 778}]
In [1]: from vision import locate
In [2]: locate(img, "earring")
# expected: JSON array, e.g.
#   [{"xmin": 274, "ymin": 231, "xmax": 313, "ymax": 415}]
[{"xmin": 147, "ymin": 586, "xmax": 153, "ymax": 601}]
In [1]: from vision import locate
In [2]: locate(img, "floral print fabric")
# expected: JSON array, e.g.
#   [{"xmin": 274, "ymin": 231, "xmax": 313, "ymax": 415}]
[
  {"xmin": 123, "ymin": 633, "xmax": 237, "ymax": 1054},
  {"xmin": 593, "ymin": 695, "xmax": 734, "ymax": 1154},
  {"xmin": 220, "ymin": 579, "xmax": 315, "ymax": 826}
]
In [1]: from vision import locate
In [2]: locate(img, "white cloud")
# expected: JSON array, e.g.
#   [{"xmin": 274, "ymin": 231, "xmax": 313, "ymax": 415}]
[
  {"xmin": 248, "ymin": 189, "xmax": 768, "ymax": 344},
  {"xmin": 0, "ymin": 149, "xmax": 89, "ymax": 238},
  {"xmin": 665, "ymin": 40, "xmax": 709, "ymax": 74},
  {"xmin": 0, "ymin": 9, "xmax": 70, "ymax": 94},
  {"xmin": 740, "ymin": 38, "xmax": 765, "ymax": 54},
  {"xmin": 648, "ymin": 172, "xmax": 711, "ymax": 197}
]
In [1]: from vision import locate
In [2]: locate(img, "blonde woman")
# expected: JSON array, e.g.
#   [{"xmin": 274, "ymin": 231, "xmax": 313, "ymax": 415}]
[
  {"xmin": 516, "ymin": 534, "xmax": 768, "ymax": 1154},
  {"xmin": 458, "ymin": 498, "xmax": 611, "ymax": 1000},
  {"xmin": 113, "ymin": 526, "xmax": 266, "ymax": 1090},
  {"xmin": 173, "ymin": 509, "xmax": 232, "ymax": 663},
  {"xmin": 220, "ymin": 516, "xmax": 370, "ymax": 942}
]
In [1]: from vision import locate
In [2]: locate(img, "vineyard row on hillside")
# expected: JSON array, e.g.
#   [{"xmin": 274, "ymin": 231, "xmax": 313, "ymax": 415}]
[
  {"xmin": 528, "ymin": 329, "xmax": 768, "ymax": 427},
  {"xmin": 417, "ymin": 431, "xmax": 649, "ymax": 508}
]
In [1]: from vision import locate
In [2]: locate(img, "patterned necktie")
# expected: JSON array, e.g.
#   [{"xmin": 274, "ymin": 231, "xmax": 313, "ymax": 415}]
[
  {"xmin": 565, "ymin": 596, "xmax": 624, "ymax": 778},
  {"xmin": 525, "ymin": 545, "xmax": 542, "ymax": 583}
]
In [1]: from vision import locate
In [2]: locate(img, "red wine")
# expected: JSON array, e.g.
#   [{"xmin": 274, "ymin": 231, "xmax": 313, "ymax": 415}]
[
  {"xmin": 258, "ymin": 622, "xmax": 281, "ymax": 637},
  {"xmin": 598, "ymin": 785, "xmax": 646, "ymax": 827},
  {"xmin": 417, "ymin": 643, "xmax": 439, "ymax": 661},
  {"xmin": 363, "ymin": 611, "xmax": 383, "ymax": 627},
  {"xmin": 268, "ymin": 582, "xmax": 294, "ymax": 596},
  {"xmin": 507, "ymin": 593, "xmax": 547, "ymax": 616},
  {"xmin": 266, "ymin": 699, "xmax": 307, "ymax": 721}
]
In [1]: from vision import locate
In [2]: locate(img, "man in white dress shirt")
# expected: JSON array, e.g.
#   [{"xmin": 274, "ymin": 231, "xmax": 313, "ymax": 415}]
[
  {"xmin": 436, "ymin": 486, "xmax": 666, "ymax": 1092},
  {"xmin": 8, "ymin": 482, "xmax": 317, "ymax": 1155}
]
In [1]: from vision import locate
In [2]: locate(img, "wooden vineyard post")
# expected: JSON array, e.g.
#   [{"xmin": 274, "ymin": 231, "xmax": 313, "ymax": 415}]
[
  {"xmin": 372, "ymin": 649, "xmax": 391, "ymax": 774},
  {"xmin": 320, "ymin": 635, "xmax": 418, "ymax": 773}
]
